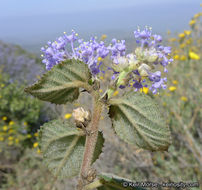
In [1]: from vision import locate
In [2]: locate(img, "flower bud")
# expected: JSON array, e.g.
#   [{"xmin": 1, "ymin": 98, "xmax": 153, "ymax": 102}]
[
  {"xmin": 135, "ymin": 47, "xmax": 143, "ymax": 58},
  {"xmin": 112, "ymin": 56, "xmax": 129, "ymax": 72},
  {"xmin": 147, "ymin": 54, "xmax": 158, "ymax": 63},
  {"xmin": 127, "ymin": 54, "xmax": 139, "ymax": 70},
  {"xmin": 72, "ymin": 107, "xmax": 91, "ymax": 125},
  {"xmin": 138, "ymin": 64, "xmax": 151, "ymax": 77}
]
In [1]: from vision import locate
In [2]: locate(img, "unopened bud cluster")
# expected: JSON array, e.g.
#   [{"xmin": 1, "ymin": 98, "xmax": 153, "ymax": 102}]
[{"xmin": 72, "ymin": 107, "xmax": 91, "ymax": 127}]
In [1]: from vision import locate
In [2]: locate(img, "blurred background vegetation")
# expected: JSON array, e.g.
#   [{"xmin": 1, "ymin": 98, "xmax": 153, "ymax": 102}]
[{"xmin": 0, "ymin": 3, "xmax": 202, "ymax": 190}]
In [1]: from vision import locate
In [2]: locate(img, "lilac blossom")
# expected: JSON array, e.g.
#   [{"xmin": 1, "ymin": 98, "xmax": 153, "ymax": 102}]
[
  {"xmin": 107, "ymin": 27, "xmax": 173, "ymax": 94},
  {"xmin": 41, "ymin": 28, "xmax": 173, "ymax": 94},
  {"xmin": 41, "ymin": 31, "xmax": 109, "ymax": 75}
]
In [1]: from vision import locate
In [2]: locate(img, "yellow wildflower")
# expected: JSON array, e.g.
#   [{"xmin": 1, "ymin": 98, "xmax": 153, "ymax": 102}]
[
  {"xmin": 186, "ymin": 39, "xmax": 192, "ymax": 45},
  {"xmin": 24, "ymin": 122, "xmax": 28, "ymax": 126},
  {"xmin": 2, "ymin": 116, "xmax": 7, "ymax": 121},
  {"xmin": 172, "ymin": 80, "xmax": 178, "ymax": 85},
  {"xmin": 101, "ymin": 34, "xmax": 107, "ymax": 40},
  {"xmin": 9, "ymin": 121, "xmax": 14, "ymax": 126},
  {"xmin": 64, "ymin": 113, "xmax": 72, "ymax": 119},
  {"xmin": 180, "ymin": 96, "xmax": 188, "ymax": 102},
  {"xmin": 193, "ymin": 13, "xmax": 201, "ymax": 19},
  {"xmin": 169, "ymin": 38, "xmax": 176, "ymax": 42},
  {"xmin": 0, "ymin": 137, "xmax": 4, "ymax": 141},
  {"xmin": 113, "ymin": 90, "xmax": 119, "ymax": 96},
  {"xmin": 33, "ymin": 142, "xmax": 39, "ymax": 148},
  {"xmin": 8, "ymin": 129, "xmax": 14, "ymax": 134},
  {"xmin": 37, "ymin": 149, "xmax": 41, "ymax": 154},
  {"xmin": 189, "ymin": 51, "xmax": 200, "ymax": 60},
  {"xmin": 15, "ymin": 139, "xmax": 19, "ymax": 144},
  {"xmin": 8, "ymin": 136, "xmax": 14, "ymax": 141},
  {"xmin": 189, "ymin": 20, "xmax": 196, "ymax": 26},
  {"xmin": 97, "ymin": 57, "xmax": 102, "ymax": 62},
  {"xmin": 1, "ymin": 84, "xmax": 5, "ymax": 88},
  {"xmin": 178, "ymin": 33, "xmax": 185, "ymax": 38},
  {"xmin": 180, "ymin": 55, "xmax": 187, "ymax": 61},
  {"xmin": 34, "ymin": 132, "xmax": 38, "ymax": 137},
  {"xmin": 140, "ymin": 87, "xmax": 149, "ymax": 94},
  {"xmin": 174, "ymin": 55, "xmax": 179, "ymax": 60},
  {"xmin": 169, "ymin": 86, "xmax": 177, "ymax": 92},
  {"xmin": 99, "ymin": 89, "xmax": 103, "ymax": 93},
  {"xmin": 184, "ymin": 30, "xmax": 191, "ymax": 35},
  {"xmin": 179, "ymin": 43, "xmax": 186, "ymax": 49},
  {"xmin": 100, "ymin": 76, "xmax": 104, "ymax": 80},
  {"xmin": 3, "ymin": 126, "xmax": 8, "ymax": 131},
  {"xmin": 27, "ymin": 134, "xmax": 32, "ymax": 138}
]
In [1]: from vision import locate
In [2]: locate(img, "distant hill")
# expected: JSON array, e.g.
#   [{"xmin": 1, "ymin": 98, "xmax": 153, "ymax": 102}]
[{"xmin": 0, "ymin": 41, "xmax": 44, "ymax": 84}]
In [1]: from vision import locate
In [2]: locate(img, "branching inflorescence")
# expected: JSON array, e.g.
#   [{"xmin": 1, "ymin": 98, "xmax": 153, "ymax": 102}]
[
  {"xmin": 26, "ymin": 27, "xmax": 172, "ymax": 190},
  {"xmin": 41, "ymin": 27, "xmax": 173, "ymax": 94}
]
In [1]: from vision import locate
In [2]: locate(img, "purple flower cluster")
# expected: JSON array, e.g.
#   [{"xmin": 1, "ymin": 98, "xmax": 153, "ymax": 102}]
[
  {"xmin": 75, "ymin": 37, "xmax": 109, "ymax": 75},
  {"xmin": 41, "ymin": 31, "xmax": 78, "ymax": 70},
  {"xmin": 107, "ymin": 27, "xmax": 173, "ymax": 94},
  {"xmin": 41, "ymin": 31, "xmax": 109, "ymax": 75},
  {"xmin": 108, "ymin": 39, "xmax": 126, "ymax": 64},
  {"xmin": 132, "ymin": 27, "xmax": 173, "ymax": 93},
  {"xmin": 41, "ymin": 28, "xmax": 173, "ymax": 94}
]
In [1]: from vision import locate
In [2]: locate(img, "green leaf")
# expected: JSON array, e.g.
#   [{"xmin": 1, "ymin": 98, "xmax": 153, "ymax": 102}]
[
  {"xmin": 40, "ymin": 119, "xmax": 104, "ymax": 179},
  {"xmin": 25, "ymin": 59, "xmax": 92, "ymax": 104},
  {"xmin": 97, "ymin": 173, "xmax": 146, "ymax": 190},
  {"xmin": 109, "ymin": 92, "xmax": 171, "ymax": 151}
]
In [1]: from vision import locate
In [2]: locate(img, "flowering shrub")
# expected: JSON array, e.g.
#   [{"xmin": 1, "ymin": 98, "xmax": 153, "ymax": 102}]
[
  {"xmin": 0, "ymin": 70, "xmax": 43, "ymax": 155},
  {"xmin": 0, "ymin": 41, "xmax": 42, "ymax": 84},
  {"xmin": 150, "ymin": 11, "xmax": 202, "ymax": 186},
  {"xmin": 25, "ymin": 27, "xmax": 173, "ymax": 190}
]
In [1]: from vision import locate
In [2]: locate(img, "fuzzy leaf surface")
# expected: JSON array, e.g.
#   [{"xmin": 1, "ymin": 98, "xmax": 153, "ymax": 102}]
[
  {"xmin": 40, "ymin": 119, "xmax": 104, "ymax": 179},
  {"xmin": 25, "ymin": 59, "xmax": 91, "ymax": 104},
  {"xmin": 109, "ymin": 92, "xmax": 171, "ymax": 151}
]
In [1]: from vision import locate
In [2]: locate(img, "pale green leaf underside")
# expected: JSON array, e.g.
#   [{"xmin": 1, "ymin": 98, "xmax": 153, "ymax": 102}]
[
  {"xmin": 98, "ymin": 173, "xmax": 146, "ymax": 190},
  {"xmin": 40, "ymin": 119, "xmax": 104, "ymax": 179},
  {"xmin": 25, "ymin": 59, "xmax": 91, "ymax": 104},
  {"xmin": 109, "ymin": 92, "xmax": 171, "ymax": 151}
]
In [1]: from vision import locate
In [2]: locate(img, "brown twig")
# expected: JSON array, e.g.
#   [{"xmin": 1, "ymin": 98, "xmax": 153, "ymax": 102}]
[
  {"xmin": 77, "ymin": 91, "xmax": 103, "ymax": 190},
  {"xmin": 188, "ymin": 106, "xmax": 200, "ymax": 129}
]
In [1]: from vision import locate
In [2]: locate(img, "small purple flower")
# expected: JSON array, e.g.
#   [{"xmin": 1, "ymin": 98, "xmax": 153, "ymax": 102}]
[
  {"xmin": 133, "ymin": 81, "xmax": 143, "ymax": 89},
  {"xmin": 153, "ymin": 34, "xmax": 162, "ymax": 42},
  {"xmin": 64, "ymin": 31, "xmax": 77, "ymax": 43},
  {"xmin": 149, "ymin": 71, "xmax": 161, "ymax": 82},
  {"xmin": 41, "ymin": 31, "xmax": 110, "ymax": 75},
  {"xmin": 134, "ymin": 28, "xmax": 151, "ymax": 40}
]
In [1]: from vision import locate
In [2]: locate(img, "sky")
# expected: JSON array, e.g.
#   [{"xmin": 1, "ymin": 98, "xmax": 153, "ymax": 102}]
[
  {"xmin": 0, "ymin": 0, "xmax": 196, "ymax": 17},
  {"xmin": 0, "ymin": 0, "xmax": 201, "ymax": 52}
]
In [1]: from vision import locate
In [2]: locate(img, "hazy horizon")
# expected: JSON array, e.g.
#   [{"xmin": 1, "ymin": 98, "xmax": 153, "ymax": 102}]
[{"xmin": 0, "ymin": 0, "xmax": 201, "ymax": 53}]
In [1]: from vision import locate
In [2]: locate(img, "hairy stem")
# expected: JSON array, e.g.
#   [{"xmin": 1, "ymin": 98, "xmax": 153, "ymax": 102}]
[{"xmin": 77, "ymin": 92, "xmax": 103, "ymax": 189}]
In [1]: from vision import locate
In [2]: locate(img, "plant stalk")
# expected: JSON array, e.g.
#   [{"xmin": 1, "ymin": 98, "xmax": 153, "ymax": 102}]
[{"xmin": 77, "ymin": 91, "xmax": 103, "ymax": 189}]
